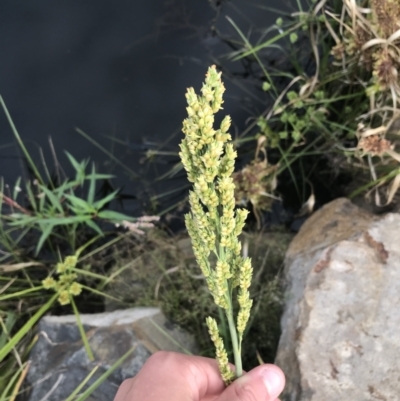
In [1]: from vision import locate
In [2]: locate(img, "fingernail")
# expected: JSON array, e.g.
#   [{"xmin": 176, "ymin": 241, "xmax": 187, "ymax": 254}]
[{"xmin": 261, "ymin": 368, "xmax": 282, "ymax": 398}]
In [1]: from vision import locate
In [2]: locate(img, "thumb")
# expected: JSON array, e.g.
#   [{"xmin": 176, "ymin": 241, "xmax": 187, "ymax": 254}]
[{"xmin": 217, "ymin": 365, "xmax": 285, "ymax": 401}]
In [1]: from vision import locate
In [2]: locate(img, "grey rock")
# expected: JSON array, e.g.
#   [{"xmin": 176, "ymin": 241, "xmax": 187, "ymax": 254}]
[
  {"xmin": 276, "ymin": 198, "xmax": 400, "ymax": 400},
  {"xmin": 25, "ymin": 307, "xmax": 198, "ymax": 401}
]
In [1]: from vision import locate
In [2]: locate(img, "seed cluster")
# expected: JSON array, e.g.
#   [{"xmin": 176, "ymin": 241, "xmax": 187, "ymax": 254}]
[
  {"xmin": 180, "ymin": 65, "xmax": 253, "ymax": 385},
  {"xmin": 42, "ymin": 255, "xmax": 82, "ymax": 305}
]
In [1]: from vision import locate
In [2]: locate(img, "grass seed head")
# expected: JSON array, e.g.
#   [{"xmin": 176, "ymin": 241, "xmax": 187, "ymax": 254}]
[{"xmin": 180, "ymin": 65, "xmax": 254, "ymax": 381}]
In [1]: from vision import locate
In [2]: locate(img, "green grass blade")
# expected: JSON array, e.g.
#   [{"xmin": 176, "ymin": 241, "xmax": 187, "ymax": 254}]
[
  {"xmin": 44, "ymin": 215, "xmax": 90, "ymax": 226},
  {"xmin": 277, "ymin": 143, "xmax": 301, "ymax": 201},
  {"xmin": 70, "ymin": 267, "xmax": 107, "ymax": 281},
  {"xmin": 25, "ymin": 182, "xmax": 38, "ymax": 212},
  {"xmin": 64, "ymin": 194, "xmax": 93, "ymax": 213},
  {"xmin": 226, "ymin": 16, "xmax": 277, "ymax": 96},
  {"xmin": 148, "ymin": 318, "xmax": 193, "ymax": 356},
  {"xmin": 77, "ymin": 234, "xmax": 124, "ymax": 263},
  {"xmin": 87, "ymin": 164, "xmax": 96, "ymax": 205},
  {"xmin": 64, "ymin": 365, "xmax": 100, "ymax": 401},
  {"xmin": 0, "ymin": 362, "xmax": 27, "ymax": 401},
  {"xmin": 92, "ymin": 190, "xmax": 119, "ymax": 210},
  {"xmin": 65, "ymin": 152, "xmax": 84, "ymax": 176},
  {"xmin": 38, "ymin": 185, "xmax": 64, "ymax": 213},
  {"xmin": 154, "ymin": 161, "xmax": 183, "ymax": 181},
  {"xmin": 12, "ymin": 178, "xmax": 22, "ymax": 201},
  {"xmin": 36, "ymin": 223, "xmax": 54, "ymax": 255},
  {"xmin": 7, "ymin": 215, "xmax": 38, "ymax": 226},
  {"xmin": 97, "ymin": 210, "xmax": 134, "ymax": 222},
  {"xmin": 75, "ymin": 233, "xmax": 104, "ymax": 257},
  {"xmin": 0, "ymin": 286, "xmax": 44, "ymax": 301},
  {"xmin": 75, "ymin": 128, "xmax": 139, "ymax": 179},
  {"xmin": 70, "ymin": 297, "xmax": 94, "ymax": 361},
  {"xmin": 0, "ymin": 293, "xmax": 57, "ymax": 362},
  {"xmin": 74, "ymin": 346, "xmax": 137, "ymax": 401},
  {"xmin": 232, "ymin": 23, "xmax": 300, "ymax": 61},
  {"xmin": 80, "ymin": 285, "xmax": 121, "ymax": 303},
  {"xmin": 85, "ymin": 173, "xmax": 114, "ymax": 180},
  {"xmin": 0, "ymin": 96, "xmax": 44, "ymax": 185},
  {"xmin": 84, "ymin": 219, "xmax": 104, "ymax": 237},
  {"xmin": 0, "ymin": 313, "xmax": 17, "ymax": 349}
]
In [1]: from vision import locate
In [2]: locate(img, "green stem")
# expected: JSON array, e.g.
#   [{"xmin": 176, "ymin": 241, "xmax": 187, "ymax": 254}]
[
  {"xmin": 0, "ymin": 293, "xmax": 57, "ymax": 362},
  {"xmin": 70, "ymin": 296, "xmax": 94, "ymax": 361},
  {"xmin": 0, "ymin": 286, "xmax": 44, "ymax": 301},
  {"xmin": 71, "ymin": 267, "xmax": 106, "ymax": 281},
  {"xmin": 80, "ymin": 284, "xmax": 121, "ymax": 302},
  {"xmin": 0, "ymin": 96, "xmax": 44, "ymax": 185},
  {"xmin": 226, "ymin": 307, "xmax": 242, "ymax": 378}
]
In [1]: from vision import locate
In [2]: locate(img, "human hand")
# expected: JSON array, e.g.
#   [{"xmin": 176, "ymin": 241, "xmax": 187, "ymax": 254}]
[{"xmin": 114, "ymin": 351, "xmax": 285, "ymax": 401}]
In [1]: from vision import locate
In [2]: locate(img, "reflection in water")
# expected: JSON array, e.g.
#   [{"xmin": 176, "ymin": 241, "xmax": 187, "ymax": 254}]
[{"xmin": 0, "ymin": 0, "xmax": 286, "ymax": 215}]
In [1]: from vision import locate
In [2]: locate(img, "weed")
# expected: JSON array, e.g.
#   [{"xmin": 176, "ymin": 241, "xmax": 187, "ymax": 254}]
[
  {"xmin": 0, "ymin": 97, "xmax": 155, "ymax": 399},
  {"xmin": 192, "ymin": 0, "xmax": 400, "ymax": 216}
]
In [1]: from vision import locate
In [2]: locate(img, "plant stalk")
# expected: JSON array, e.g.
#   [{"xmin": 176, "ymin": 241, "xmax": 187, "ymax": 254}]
[
  {"xmin": 226, "ymin": 308, "xmax": 242, "ymax": 378},
  {"xmin": 0, "ymin": 293, "xmax": 58, "ymax": 362},
  {"xmin": 0, "ymin": 96, "xmax": 44, "ymax": 185},
  {"xmin": 70, "ymin": 296, "xmax": 94, "ymax": 361}
]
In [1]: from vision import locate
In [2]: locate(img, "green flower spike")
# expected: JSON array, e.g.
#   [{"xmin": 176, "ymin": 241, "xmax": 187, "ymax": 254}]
[{"xmin": 179, "ymin": 65, "xmax": 253, "ymax": 385}]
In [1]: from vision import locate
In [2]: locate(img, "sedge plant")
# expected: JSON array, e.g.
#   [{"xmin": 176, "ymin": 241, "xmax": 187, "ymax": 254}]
[
  {"xmin": 222, "ymin": 0, "xmax": 400, "ymax": 209},
  {"xmin": 179, "ymin": 65, "xmax": 253, "ymax": 385}
]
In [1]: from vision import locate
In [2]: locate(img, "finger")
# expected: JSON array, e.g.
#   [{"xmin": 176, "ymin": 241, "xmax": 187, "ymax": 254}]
[
  {"xmin": 114, "ymin": 377, "xmax": 135, "ymax": 401},
  {"xmin": 217, "ymin": 364, "xmax": 285, "ymax": 401},
  {"xmin": 114, "ymin": 351, "xmax": 229, "ymax": 401}
]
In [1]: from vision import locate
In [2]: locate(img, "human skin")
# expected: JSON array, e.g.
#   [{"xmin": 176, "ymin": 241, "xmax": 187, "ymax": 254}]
[{"xmin": 114, "ymin": 351, "xmax": 285, "ymax": 401}]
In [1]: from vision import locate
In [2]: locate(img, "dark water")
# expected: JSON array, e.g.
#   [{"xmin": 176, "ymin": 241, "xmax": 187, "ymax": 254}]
[{"xmin": 0, "ymin": 1, "xmax": 292, "ymax": 217}]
